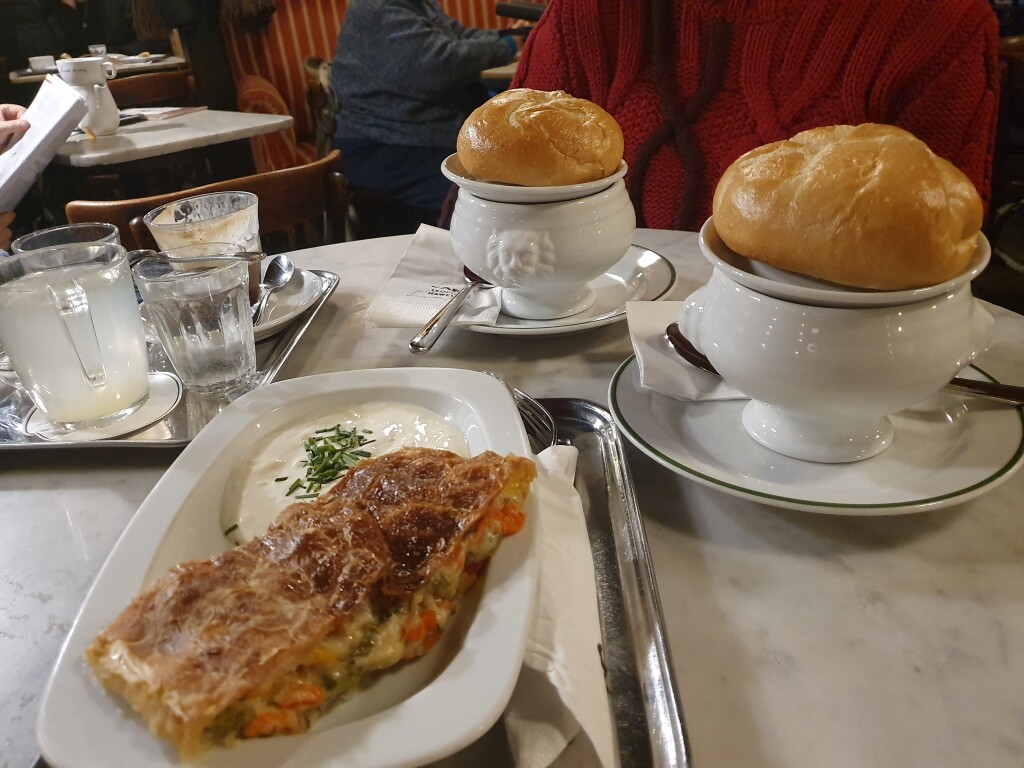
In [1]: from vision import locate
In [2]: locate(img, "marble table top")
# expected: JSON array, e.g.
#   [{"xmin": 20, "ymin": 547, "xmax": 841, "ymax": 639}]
[
  {"xmin": 2, "ymin": 229, "xmax": 1022, "ymax": 768},
  {"xmin": 52, "ymin": 110, "xmax": 293, "ymax": 168}
]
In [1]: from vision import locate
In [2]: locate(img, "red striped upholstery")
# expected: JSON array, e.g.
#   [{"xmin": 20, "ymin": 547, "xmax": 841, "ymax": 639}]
[
  {"xmin": 236, "ymin": 74, "xmax": 318, "ymax": 173},
  {"xmin": 223, "ymin": 1, "xmax": 347, "ymax": 142},
  {"xmin": 222, "ymin": 0, "xmax": 541, "ymax": 170}
]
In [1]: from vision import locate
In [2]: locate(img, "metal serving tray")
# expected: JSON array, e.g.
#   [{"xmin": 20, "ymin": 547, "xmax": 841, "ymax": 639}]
[
  {"xmin": 546, "ymin": 397, "xmax": 690, "ymax": 768},
  {"xmin": 0, "ymin": 269, "xmax": 338, "ymax": 451},
  {"xmin": 435, "ymin": 398, "xmax": 691, "ymax": 768}
]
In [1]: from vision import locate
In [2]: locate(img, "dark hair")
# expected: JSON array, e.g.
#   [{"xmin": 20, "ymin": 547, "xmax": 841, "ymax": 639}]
[{"xmin": 627, "ymin": 2, "xmax": 731, "ymax": 230}]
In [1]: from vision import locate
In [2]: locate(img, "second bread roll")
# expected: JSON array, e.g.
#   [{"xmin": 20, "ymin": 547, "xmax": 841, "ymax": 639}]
[
  {"xmin": 457, "ymin": 88, "xmax": 623, "ymax": 187},
  {"xmin": 712, "ymin": 124, "xmax": 983, "ymax": 290}
]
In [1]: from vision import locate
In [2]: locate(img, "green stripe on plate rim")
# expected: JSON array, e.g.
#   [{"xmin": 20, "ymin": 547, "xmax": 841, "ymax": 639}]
[
  {"xmin": 609, "ymin": 354, "xmax": 1024, "ymax": 510},
  {"xmin": 638, "ymin": 244, "xmax": 676, "ymax": 302}
]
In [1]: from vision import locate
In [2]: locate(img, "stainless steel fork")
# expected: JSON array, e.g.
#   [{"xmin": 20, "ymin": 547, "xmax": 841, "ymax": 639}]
[{"xmin": 485, "ymin": 372, "xmax": 557, "ymax": 452}]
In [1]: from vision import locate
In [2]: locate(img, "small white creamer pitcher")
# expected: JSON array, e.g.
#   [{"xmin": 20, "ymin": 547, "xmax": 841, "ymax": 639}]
[{"xmin": 56, "ymin": 56, "xmax": 119, "ymax": 136}]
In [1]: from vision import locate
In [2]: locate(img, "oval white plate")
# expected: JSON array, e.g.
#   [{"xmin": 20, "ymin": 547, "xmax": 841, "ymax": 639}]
[
  {"xmin": 698, "ymin": 218, "xmax": 991, "ymax": 308},
  {"xmin": 38, "ymin": 368, "xmax": 538, "ymax": 768},
  {"xmin": 469, "ymin": 245, "xmax": 677, "ymax": 337},
  {"xmin": 442, "ymin": 153, "xmax": 628, "ymax": 203},
  {"xmin": 255, "ymin": 268, "xmax": 326, "ymax": 341},
  {"xmin": 609, "ymin": 355, "xmax": 1024, "ymax": 514}
]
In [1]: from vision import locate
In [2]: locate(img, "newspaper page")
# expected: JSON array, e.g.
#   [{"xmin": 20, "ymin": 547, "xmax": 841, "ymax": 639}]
[{"xmin": 0, "ymin": 75, "xmax": 88, "ymax": 211}]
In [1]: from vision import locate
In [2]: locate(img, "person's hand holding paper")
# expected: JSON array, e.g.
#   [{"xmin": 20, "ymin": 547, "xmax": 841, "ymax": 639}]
[
  {"xmin": 0, "ymin": 105, "xmax": 29, "ymax": 154},
  {"xmin": 0, "ymin": 78, "xmax": 88, "ymax": 214},
  {"xmin": 0, "ymin": 104, "xmax": 29, "ymax": 250}
]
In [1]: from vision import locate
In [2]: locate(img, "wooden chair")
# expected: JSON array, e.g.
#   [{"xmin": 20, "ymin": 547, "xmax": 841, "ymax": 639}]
[
  {"xmin": 65, "ymin": 149, "xmax": 349, "ymax": 253},
  {"xmin": 108, "ymin": 68, "xmax": 197, "ymax": 109}
]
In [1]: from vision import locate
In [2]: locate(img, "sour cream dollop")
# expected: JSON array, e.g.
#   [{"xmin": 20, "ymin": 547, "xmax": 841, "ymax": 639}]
[{"xmin": 224, "ymin": 401, "xmax": 469, "ymax": 542}]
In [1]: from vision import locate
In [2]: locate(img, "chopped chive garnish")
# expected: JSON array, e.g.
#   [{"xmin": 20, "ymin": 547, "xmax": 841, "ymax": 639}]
[
  {"xmin": 274, "ymin": 476, "xmax": 288, "ymax": 482},
  {"xmin": 281, "ymin": 424, "xmax": 374, "ymax": 501},
  {"xmin": 224, "ymin": 523, "xmax": 239, "ymax": 535}
]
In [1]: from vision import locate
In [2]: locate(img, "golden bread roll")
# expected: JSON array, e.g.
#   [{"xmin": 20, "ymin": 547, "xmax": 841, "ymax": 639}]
[
  {"xmin": 712, "ymin": 124, "xmax": 983, "ymax": 290},
  {"xmin": 457, "ymin": 88, "xmax": 624, "ymax": 186}
]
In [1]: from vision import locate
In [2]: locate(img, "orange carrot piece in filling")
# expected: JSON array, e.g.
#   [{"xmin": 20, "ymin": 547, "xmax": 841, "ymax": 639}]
[
  {"xmin": 275, "ymin": 682, "xmax": 326, "ymax": 710},
  {"xmin": 500, "ymin": 506, "xmax": 525, "ymax": 536},
  {"xmin": 243, "ymin": 710, "xmax": 298, "ymax": 738},
  {"xmin": 402, "ymin": 609, "xmax": 438, "ymax": 647}
]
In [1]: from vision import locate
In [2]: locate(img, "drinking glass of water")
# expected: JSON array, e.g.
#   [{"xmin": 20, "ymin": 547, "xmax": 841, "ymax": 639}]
[
  {"xmin": 132, "ymin": 244, "xmax": 257, "ymax": 395},
  {"xmin": 10, "ymin": 222, "xmax": 119, "ymax": 254}
]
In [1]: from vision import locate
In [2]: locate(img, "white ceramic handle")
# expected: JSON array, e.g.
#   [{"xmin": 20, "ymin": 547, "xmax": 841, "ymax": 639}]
[
  {"xmin": 969, "ymin": 299, "xmax": 994, "ymax": 362},
  {"xmin": 676, "ymin": 285, "xmax": 709, "ymax": 354},
  {"xmin": 103, "ymin": 61, "xmax": 116, "ymax": 79}
]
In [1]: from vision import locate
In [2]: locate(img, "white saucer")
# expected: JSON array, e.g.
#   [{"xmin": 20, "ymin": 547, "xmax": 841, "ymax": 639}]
[
  {"xmin": 442, "ymin": 154, "xmax": 628, "ymax": 203},
  {"xmin": 254, "ymin": 268, "xmax": 325, "ymax": 341},
  {"xmin": 468, "ymin": 245, "xmax": 677, "ymax": 337},
  {"xmin": 25, "ymin": 371, "xmax": 182, "ymax": 442},
  {"xmin": 609, "ymin": 356, "xmax": 1024, "ymax": 515}
]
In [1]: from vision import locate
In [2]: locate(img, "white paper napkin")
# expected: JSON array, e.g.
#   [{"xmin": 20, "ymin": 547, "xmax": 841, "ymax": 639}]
[
  {"xmin": 365, "ymin": 224, "xmax": 502, "ymax": 327},
  {"xmin": 626, "ymin": 300, "xmax": 746, "ymax": 401},
  {"xmin": 504, "ymin": 445, "xmax": 615, "ymax": 768}
]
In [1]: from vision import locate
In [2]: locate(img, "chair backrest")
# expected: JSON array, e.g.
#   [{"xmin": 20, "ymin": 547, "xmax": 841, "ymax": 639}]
[
  {"xmin": 108, "ymin": 68, "xmax": 196, "ymax": 109},
  {"xmin": 65, "ymin": 149, "xmax": 349, "ymax": 252},
  {"xmin": 236, "ymin": 73, "xmax": 316, "ymax": 172}
]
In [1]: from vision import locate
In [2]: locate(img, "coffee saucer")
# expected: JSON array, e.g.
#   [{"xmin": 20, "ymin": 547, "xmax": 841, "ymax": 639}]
[
  {"xmin": 254, "ymin": 269, "xmax": 325, "ymax": 341},
  {"xmin": 467, "ymin": 246, "xmax": 677, "ymax": 337},
  {"xmin": 609, "ymin": 356, "xmax": 1024, "ymax": 514},
  {"xmin": 25, "ymin": 372, "xmax": 182, "ymax": 442}
]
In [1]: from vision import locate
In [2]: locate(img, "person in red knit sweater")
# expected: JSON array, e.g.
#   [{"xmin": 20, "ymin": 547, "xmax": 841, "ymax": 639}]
[{"xmin": 511, "ymin": 0, "xmax": 1001, "ymax": 231}]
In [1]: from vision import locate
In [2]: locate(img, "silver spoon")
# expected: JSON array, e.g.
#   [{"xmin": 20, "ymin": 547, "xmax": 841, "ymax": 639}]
[
  {"xmin": 252, "ymin": 254, "xmax": 295, "ymax": 326},
  {"xmin": 408, "ymin": 267, "xmax": 488, "ymax": 354},
  {"xmin": 665, "ymin": 322, "xmax": 1024, "ymax": 407}
]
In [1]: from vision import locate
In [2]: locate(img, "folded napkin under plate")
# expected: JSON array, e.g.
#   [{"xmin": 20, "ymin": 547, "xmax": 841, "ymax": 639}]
[
  {"xmin": 503, "ymin": 445, "xmax": 615, "ymax": 768},
  {"xmin": 626, "ymin": 300, "xmax": 744, "ymax": 401},
  {"xmin": 366, "ymin": 224, "xmax": 502, "ymax": 328}
]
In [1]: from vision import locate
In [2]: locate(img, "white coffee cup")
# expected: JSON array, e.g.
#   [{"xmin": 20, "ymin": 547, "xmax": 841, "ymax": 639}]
[
  {"xmin": 28, "ymin": 55, "xmax": 56, "ymax": 72},
  {"xmin": 56, "ymin": 56, "xmax": 116, "ymax": 86},
  {"xmin": 88, "ymin": 44, "xmax": 108, "ymax": 57}
]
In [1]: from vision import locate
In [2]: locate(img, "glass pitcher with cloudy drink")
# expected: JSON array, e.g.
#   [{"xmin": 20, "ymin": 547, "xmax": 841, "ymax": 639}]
[{"xmin": 0, "ymin": 242, "xmax": 150, "ymax": 428}]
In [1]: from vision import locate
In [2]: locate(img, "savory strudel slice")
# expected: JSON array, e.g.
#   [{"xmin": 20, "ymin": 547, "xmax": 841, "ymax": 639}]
[{"xmin": 85, "ymin": 448, "xmax": 535, "ymax": 759}]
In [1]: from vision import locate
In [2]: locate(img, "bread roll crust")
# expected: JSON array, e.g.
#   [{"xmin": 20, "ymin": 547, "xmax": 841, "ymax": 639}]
[
  {"xmin": 457, "ymin": 88, "xmax": 624, "ymax": 187},
  {"xmin": 712, "ymin": 124, "xmax": 983, "ymax": 290}
]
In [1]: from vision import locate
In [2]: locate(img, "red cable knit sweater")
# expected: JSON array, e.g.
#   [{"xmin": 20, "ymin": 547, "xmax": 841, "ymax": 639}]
[{"xmin": 512, "ymin": 0, "xmax": 1001, "ymax": 231}]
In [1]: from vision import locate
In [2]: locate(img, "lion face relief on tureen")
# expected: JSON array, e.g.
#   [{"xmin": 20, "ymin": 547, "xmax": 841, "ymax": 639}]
[{"xmin": 485, "ymin": 230, "xmax": 556, "ymax": 286}]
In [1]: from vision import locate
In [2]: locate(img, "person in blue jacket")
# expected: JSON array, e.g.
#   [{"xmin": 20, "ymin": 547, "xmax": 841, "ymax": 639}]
[{"xmin": 331, "ymin": 0, "xmax": 524, "ymax": 226}]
